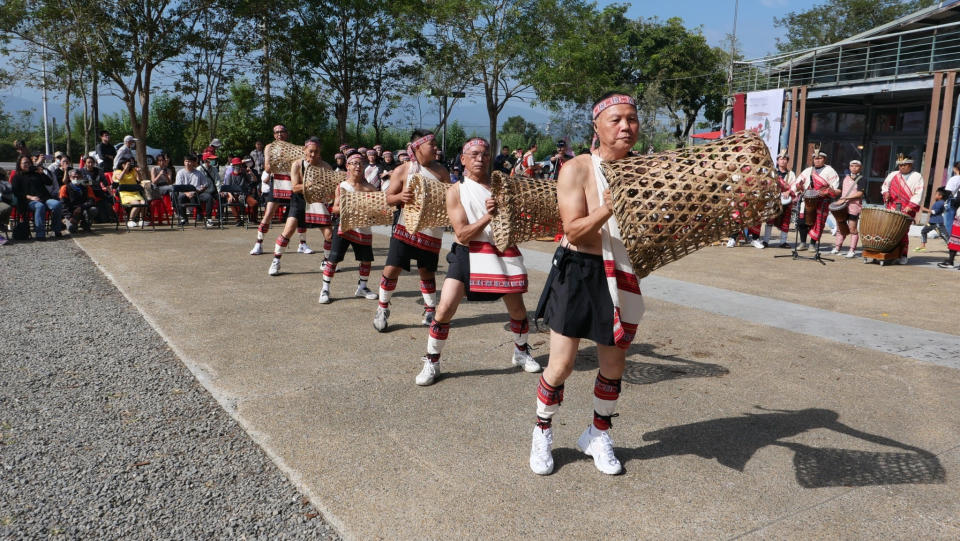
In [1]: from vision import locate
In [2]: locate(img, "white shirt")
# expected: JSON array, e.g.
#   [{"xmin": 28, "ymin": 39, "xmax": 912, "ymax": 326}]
[
  {"xmin": 881, "ymin": 170, "xmax": 924, "ymax": 205},
  {"xmin": 175, "ymin": 168, "xmax": 209, "ymax": 191},
  {"xmin": 796, "ymin": 165, "xmax": 840, "ymax": 191},
  {"xmin": 945, "ymin": 174, "xmax": 960, "ymax": 194}
]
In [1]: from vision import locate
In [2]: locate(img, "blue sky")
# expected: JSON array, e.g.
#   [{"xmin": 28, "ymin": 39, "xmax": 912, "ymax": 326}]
[{"xmin": 3, "ymin": 1, "xmax": 793, "ymax": 138}]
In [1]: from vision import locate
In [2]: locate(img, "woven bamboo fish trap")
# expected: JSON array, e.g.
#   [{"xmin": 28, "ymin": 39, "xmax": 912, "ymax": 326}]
[
  {"xmin": 303, "ymin": 167, "xmax": 345, "ymax": 205},
  {"xmin": 266, "ymin": 140, "xmax": 304, "ymax": 175},
  {"xmin": 600, "ymin": 131, "xmax": 782, "ymax": 279},
  {"xmin": 402, "ymin": 173, "xmax": 451, "ymax": 233},
  {"xmin": 489, "ymin": 171, "xmax": 561, "ymax": 251},
  {"xmin": 339, "ymin": 191, "xmax": 394, "ymax": 231}
]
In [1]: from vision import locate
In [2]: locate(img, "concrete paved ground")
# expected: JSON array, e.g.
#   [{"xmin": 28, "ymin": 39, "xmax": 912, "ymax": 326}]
[{"xmin": 73, "ymin": 224, "xmax": 960, "ymax": 540}]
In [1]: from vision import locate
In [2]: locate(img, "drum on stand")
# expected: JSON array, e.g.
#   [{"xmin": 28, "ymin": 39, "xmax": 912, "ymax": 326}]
[{"xmin": 803, "ymin": 189, "xmax": 821, "ymax": 226}]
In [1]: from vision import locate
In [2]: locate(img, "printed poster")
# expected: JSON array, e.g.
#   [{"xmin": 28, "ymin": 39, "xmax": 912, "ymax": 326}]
[{"xmin": 745, "ymin": 89, "xmax": 784, "ymax": 157}]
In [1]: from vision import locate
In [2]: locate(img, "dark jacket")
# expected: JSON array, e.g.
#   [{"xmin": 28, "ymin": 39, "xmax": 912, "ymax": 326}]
[{"xmin": 12, "ymin": 170, "xmax": 54, "ymax": 212}]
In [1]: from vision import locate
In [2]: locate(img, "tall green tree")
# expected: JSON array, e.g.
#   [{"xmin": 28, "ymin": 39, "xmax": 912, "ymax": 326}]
[
  {"xmin": 147, "ymin": 93, "xmax": 189, "ymax": 161},
  {"xmin": 291, "ymin": 0, "xmax": 415, "ymax": 144},
  {"xmin": 60, "ymin": 0, "xmax": 215, "ymax": 176},
  {"xmin": 427, "ymin": 0, "xmax": 571, "ymax": 153},
  {"xmin": 773, "ymin": 0, "xmax": 936, "ymax": 53}
]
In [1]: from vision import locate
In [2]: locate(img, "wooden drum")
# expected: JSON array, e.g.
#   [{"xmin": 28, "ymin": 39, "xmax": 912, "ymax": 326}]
[
  {"xmin": 803, "ymin": 189, "xmax": 821, "ymax": 226},
  {"xmin": 859, "ymin": 205, "xmax": 913, "ymax": 253}
]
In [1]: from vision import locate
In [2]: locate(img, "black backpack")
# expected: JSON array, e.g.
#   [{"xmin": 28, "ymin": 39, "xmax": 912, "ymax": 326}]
[{"xmin": 12, "ymin": 220, "xmax": 30, "ymax": 241}]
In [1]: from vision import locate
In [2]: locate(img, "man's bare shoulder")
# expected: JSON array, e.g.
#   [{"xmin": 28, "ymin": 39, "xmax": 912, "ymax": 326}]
[{"xmin": 557, "ymin": 154, "xmax": 593, "ymax": 187}]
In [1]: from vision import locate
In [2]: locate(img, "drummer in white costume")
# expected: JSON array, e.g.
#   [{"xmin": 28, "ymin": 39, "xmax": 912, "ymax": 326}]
[{"xmin": 413, "ymin": 137, "xmax": 542, "ymax": 387}]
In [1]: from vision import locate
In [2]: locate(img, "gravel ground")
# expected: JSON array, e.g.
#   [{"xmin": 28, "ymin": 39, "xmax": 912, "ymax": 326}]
[{"xmin": 0, "ymin": 237, "xmax": 339, "ymax": 539}]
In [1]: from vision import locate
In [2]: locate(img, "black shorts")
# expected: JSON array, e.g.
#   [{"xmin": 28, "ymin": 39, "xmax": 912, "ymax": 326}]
[
  {"xmin": 847, "ymin": 213, "xmax": 860, "ymax": 221},
  {"xmin": 329, "ymin": 229, "xmax": 374, "ymax": 263},
  {"xmin": 385, "ymin": 236, "xmax": 440, "ymax": 272},
  {"xmin": 445, "ymin": 243, "xmax": 503, "ymax": 302},
  {"xmin": 284, "ymin": 193, "xmax": 306, "ymax": 223},
  {"xmin": 535, "ymin": 246, "xmax": 616, "ymax": 346}
]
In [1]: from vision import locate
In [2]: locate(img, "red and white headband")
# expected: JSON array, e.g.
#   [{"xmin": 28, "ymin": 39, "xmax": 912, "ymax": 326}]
[
  {"xmin": 346, "ymin": 152, "xmax": 364, "ymax": 165},
  {"xmin": 462, "ymin": 138, "xmax": 489, "ymax": 153},
  {"xmin": 410, "ymin": 134, "xmax": 435, "ymax": 149},
  {"xmin": 592, "ymin": 94, "xmax": 637, "ymax": 119}
]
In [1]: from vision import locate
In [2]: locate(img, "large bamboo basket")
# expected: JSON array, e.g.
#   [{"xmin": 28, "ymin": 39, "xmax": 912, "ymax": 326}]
[
  {"xmin": 859, "ymin": 205, "xmax": 913, "ymax": 253},
  {"xmin": 339, "ymin": 191, "xmax": 394, "ymax": 231},
  {"xmin": 402, "ymin": 174, "xmax": 451, "ymax": 233},
  {"xmin": 303, "ymin": 167, "xmax": 345, "ymax": 205},
  {"xmin": 266, "ymin": 140, "xmax": 304, "ymax": 175},
  {"xmin": 489, "ymin": 171, "xmax": 561, "ymax": 251},
  {"xmin": 600, "ymin": 131, "xmax": 781, "ymax": 279}
]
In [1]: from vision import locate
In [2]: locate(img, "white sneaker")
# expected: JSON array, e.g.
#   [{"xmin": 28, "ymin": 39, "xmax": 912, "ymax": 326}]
[
  {"xmin": 798, "ymin": 242, "xmax": 808, "ymax": 251},
  {"xmin": 355, "ymin": 285, "xmax": 377, "ymax": 299},
  {"xmin": 845, "ymin": 250, "xmax": 857, "ymax": 258},
  {"xmin": 576, "ymin": 425, "xmax": 622, "ymax": 475},
  {"xmin": 373, "ymin": 306, "xmax": 390, "ymax": 332},
  {"xmin": 318, "ymin": 290, "xmax": 331, "ymax": 304},
  {"xmin": 126, "ymin": 220, "xmax": 137, "ymax": 228},
  {"xmin": 298, "ymin": 243, "xmax": 315, "ymax": 254},
  {"xmin": 137, "ymin": 220, "xmax": 146, "ymax": 228},
  {"xmin": 512, "ymin": 345, "xmax": 542, "ymax": 373},
  {"xmin": 415, "ymin": 357, "xmax": 438, "ymax": 386},
  {"xmin": 751, "ymin": 239, "xmax": 764, "ymax": 249},
  {"xmin": 421, "ymin": 308, "xmax": 435, "ymax": 326},
  {"xmin": 830, "ymin": 247, "xmax": 840, "ymax": 255},
  {"xmin": 529, "ymin": 426, "xmax": 554, "ymax": 475},
  {"xmin": 249, "ymin": 243, "xmax": 263, "ymax": 255},
  {"xmin": 898, "ymin": 256, "xmax": 908, "ymax": 265},
  {"xmin": 725, "ymin": 238, "xmax": 736, "ymax": 248},
  {"xmin": 205, "ymin": 219, "xmax": 214, "ymax": 228},
  {"xmin": 268, "ymin": 259, "xmax": 281, "ymax": 276}
]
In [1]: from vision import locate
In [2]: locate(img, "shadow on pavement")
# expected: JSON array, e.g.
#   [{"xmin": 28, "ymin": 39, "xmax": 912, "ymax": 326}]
[{"xmin": 568, "ymin": 406, "xmax": 947, "ymax": 487}]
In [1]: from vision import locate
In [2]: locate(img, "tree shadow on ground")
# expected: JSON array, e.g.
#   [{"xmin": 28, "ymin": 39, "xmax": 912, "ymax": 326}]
[{"xmin": 555, "ymin": 406, "xmax": 946, "ymax": 487}]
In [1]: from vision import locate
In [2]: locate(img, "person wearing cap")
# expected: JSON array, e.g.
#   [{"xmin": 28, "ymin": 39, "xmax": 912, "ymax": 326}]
[
  {"xmin": 829, "ymin": 159, "xmax": 867, "ymax": 257},
  {"xmin": 47, "ymin": 151, "xmax": 65, "ymax": 178},
  {"xmin": 363, "ymin": 149, "xmax": 383, "ymax": 189},
  {"xmin": 548, "ymin": 140, "xmax": 571, "ymax": 180},
  {"xmin": 881, "ymin": 154, "xmax": 924, "ymax": 264},
  {"xmin": 795, "ymin": 147, "xmax": 840, "ymax": 251},
  {"xmin": 221, "ymin": 157, "xmax": 257, "ymax": 226},
  {"xmin": 114, "ymin": 135, "xmax": 137, "ymax": 170},
  {"xmin": 762, "ymin": 150, "xmax": 799, "ymax": 248},
  {"xmin": 209, "ymin": 138, "xmax": 222, "ymax": 150}
]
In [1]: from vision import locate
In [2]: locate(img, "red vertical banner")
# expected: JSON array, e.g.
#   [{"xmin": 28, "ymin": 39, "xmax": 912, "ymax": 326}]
[{"xmin": 733, "ymin": 93, "xmax": 746, "ymax": 132}]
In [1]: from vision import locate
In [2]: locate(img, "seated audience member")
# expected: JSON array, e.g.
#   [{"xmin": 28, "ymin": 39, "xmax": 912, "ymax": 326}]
[
  {"xmin": 145, "ymin": 152, "xmax": 176, "ymax": 201},
  {"xmin": 174, "ymin": 153, "xmax": 215, "ymax": 227},
  {"xmin": 59, "ymin": 168, "xmax": 98, "ymax": 233},
  {"xmin": 0, "ymin": 167, "xmax": 14, "ymax": 244},
  {"xmin": 82, "ymin": 156, "xmax": 116, "ymax": 222},
  {"xmin": 114, "ymin": 157, "xmax": 147, "ymax": 228},
  {"xmin": 221, "ymin": 157, "xmax": 258, "ymax": 226},
  {"xmin": 11, "ymin": 155, "xmax": 64, "ymax": 239}
]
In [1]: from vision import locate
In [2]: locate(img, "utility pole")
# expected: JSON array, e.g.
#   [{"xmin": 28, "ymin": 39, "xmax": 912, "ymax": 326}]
[
  {"xmin": 41, "ymin": 57, "xmax": 51, "ymax": 155},
  {"xmin": 429, "ymin": 88, "xmax": 466, "ymax": 158},
  {"xmin": 727, "ymin": 0, "xmax": 740, "ymax": 97}
]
